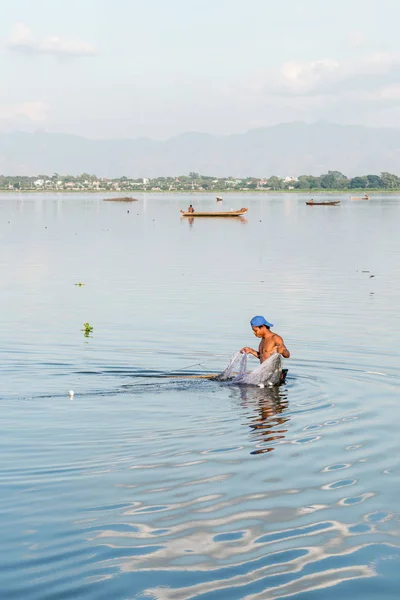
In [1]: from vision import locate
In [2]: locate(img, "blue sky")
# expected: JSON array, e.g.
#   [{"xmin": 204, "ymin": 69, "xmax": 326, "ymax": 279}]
[{"xmin": 1, "ymin": 0, "xmax": 400, "ymax": 138}]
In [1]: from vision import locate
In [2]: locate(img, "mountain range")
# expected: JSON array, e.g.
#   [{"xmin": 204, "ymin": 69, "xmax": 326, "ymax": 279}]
[{"xmin": 1, "ymin": 121, "xmax": 400, "ymax": 177}]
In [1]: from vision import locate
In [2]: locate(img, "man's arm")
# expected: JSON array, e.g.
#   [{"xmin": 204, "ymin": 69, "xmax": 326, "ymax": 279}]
[
  {"xmin": 241, "ymin": 346, "xmax": 260, "ymax": 358},
  {"xmin": 274, "ymin": 335, "xmax": 290, "ymax": 358}
]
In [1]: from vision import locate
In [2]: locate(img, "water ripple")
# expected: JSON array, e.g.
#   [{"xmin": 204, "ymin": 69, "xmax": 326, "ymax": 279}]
[{"xmin": 1, "ymin": 194, "xmax": 400, "ymax": 599}]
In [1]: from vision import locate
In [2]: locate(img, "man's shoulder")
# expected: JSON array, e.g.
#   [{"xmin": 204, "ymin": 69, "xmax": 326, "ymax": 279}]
[{"xmin": 272, "ymin": 332, "xmax": 284, "ymax": 343}]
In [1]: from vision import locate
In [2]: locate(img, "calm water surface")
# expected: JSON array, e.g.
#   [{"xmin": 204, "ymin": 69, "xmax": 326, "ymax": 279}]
[{"xmin": 1, "ymin": 193, "xmax": 399, "ymax": 599}]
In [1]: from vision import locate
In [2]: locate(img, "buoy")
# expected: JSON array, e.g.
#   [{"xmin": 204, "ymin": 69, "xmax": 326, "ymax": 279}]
[
  {"xmin": 258, "ymin": 384, "xmax": 265, "ymax": 389},
  {"xmin": 69, "ymin": 390, "xmax": 74, "ymax": 397}
]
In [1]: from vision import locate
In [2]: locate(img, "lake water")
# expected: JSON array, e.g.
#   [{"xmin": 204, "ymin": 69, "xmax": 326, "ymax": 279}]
[{"xmin": 1, "ymin": 192, "xmax": 399, "ymax": 600}]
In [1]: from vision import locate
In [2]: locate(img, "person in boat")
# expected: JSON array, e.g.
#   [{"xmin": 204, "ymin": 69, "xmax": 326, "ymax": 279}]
[
  {"xmin": 241, "ymin": 316, "xmax": 290, "ymax": 363},
  {"xmin": 187, "ymin": 204, "xmax": 195, "ymax": 213},
  {"xmin": 309, "ymin": 198, "xmax": 314, "ymax": 204}
]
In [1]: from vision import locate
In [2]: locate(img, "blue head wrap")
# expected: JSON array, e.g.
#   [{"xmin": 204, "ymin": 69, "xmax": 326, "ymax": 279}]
[{"xmin": 250, "ymin": 315, "xmax": 273, "ymax": 328}]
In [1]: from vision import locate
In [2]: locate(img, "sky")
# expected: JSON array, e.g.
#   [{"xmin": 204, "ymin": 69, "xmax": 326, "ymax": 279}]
[{"xmin": 1, "ymin": 0, "xmax": 400, "ymax": 139}]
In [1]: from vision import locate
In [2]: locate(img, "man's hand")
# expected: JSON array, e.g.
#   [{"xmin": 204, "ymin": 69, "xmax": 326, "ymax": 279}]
[{"xmin": 241, "ymin": 347, "xmax": 259, "ymax": 358}]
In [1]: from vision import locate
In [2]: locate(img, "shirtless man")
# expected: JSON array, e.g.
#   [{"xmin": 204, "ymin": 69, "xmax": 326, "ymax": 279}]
[{"xmin": 241, "ymin": 316, "xmax": 290, "ymax": 363}]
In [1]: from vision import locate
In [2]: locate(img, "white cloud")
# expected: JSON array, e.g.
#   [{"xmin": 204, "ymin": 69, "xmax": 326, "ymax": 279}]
[
  {"xmin": 229, "ymin": 51, "xmax": 400, "ymax": 130},
  {"xmin": 0, "ymin": 101, "xmax": 49, "ymax": 122},
  {"xmin": 6, "ymin": 23, "xmax": 97, "ymax": 57},
  {"xmin": 280, "ymin": 59, "xmax": 340, "ymax": 94},
  {"xmin": 361, "ymin": 52, "xmax": 400, "ymax": 73},
  {"xmin": 274, "ymin": 52, "xmax": 400, "ymax": 97}
]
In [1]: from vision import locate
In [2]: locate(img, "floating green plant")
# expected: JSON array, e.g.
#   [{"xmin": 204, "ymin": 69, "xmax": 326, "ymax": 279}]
[
  {"xmin": 82, "ymin": 323, "xmax": 93, "ymax": 337},
  {"xmin": 74, "ymin": 282, "xmax": 86, "ymax": 287}
]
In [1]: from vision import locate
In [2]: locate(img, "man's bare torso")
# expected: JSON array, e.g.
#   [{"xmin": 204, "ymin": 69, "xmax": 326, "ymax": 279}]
[{"xmin": 259, "ymin": 334, "xmax": 281, "ymax": 363}]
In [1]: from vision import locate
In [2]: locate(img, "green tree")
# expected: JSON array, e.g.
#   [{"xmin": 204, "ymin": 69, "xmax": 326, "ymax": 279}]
[
  {"xmin": 349, "ymin": 176, "xmax": 368, "ymax": 189},
  {"xmin": 380, "ymin": 172, "xmax": 400, "ymax": 189},
  {"xmin": 320, "ymin": 170, "xmax": 348, "ymax": 189},
  {"xmin": 296, "ymin": 175, "xmax": 319, "ymax": 189},
  {"xmin": 366, "ymin": 175, "xmax": 382, "ymax": 188},
  {"xmin": 267, "ymin": 176, "xmax": 283, "ymax": 190}
]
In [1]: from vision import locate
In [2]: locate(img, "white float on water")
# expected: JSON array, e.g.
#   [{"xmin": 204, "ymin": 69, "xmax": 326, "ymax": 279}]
[{"xmin": 69, "ymin": 390, "xmax": 74, "ymax": 397}]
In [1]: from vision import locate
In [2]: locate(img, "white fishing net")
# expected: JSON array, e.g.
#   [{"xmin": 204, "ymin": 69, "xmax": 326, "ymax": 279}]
[{"xmin": 216, "ymin": 351, "xmax": 283, "ymax": 386}]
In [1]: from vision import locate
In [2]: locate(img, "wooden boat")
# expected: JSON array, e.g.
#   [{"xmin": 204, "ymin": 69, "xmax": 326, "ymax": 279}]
[
  {"xmin": 216, "ymin": 196, "xmax": 223, "ymax": 201},
  {"xmin": 104, "ymin": 196, "xmax": 138, "ymax": 202},
  {"xmin": 306, "ymin": 201, "xmax": 340, "ymax": 206},
  {"xmin": 180, "ymin": 208, "xmax": 248, "ymax": 217},
  {"xmin": 167, "ymin": 368, "xmax": 288, "ymax": 385},
  {"xmin": 350, "ymin": 195, "xmax": 369, "ymax": 201}
]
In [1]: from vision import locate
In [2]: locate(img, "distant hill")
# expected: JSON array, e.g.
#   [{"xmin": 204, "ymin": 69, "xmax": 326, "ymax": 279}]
[{"xmin": 1, "ymin": 121, "xmax": 400, "ymax": 177}]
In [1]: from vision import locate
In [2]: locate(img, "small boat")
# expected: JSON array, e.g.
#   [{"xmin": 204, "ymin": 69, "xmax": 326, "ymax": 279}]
[
  {"xmin": 104, "ymin": 196, "xmax": 138, "ymax": 202},
  {"xmin": 168, "ymin": 368, "xmax": 288, "ymax": 385},
  {"xmin": 216, "ymin": 196, "xmax": 223, "ymax": 202},
  {"xmin": 180, "ymin": 208, "xmax": 248, "ymax": 217},
  {"xmin": 350, "ymin": 195, "xmax": 369, "ymax": 201},
  {"xmin": 306, "ymin": 200, "xmax": 340, "ymax": 206}
]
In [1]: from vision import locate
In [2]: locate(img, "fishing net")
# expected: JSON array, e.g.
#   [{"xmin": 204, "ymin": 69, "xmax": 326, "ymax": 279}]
[
  {"xmin": 214, "ymin": 351, "xmax": 246, "ymax": 381},
  {"xmin": 215, "ymin": 351, "xmax": 283, "ymax": 386}
]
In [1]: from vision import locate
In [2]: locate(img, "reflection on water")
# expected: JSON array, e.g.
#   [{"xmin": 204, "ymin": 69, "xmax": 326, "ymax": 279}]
[
  {"xmin": 183, "ymin": 215, "xmax": 248, "ymax": 228},
  {"xmin": 0, "ymin": 193, "xmax": 399, "ymax": 600},
  {"xmin": 232, "ymin": 384, "xmax": 290, "ymax": 454}
]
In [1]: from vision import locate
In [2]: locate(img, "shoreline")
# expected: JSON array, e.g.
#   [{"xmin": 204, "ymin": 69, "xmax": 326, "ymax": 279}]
[{"xmin": 0, "ymin": 188, "xmax": 399, "ymax": 195}]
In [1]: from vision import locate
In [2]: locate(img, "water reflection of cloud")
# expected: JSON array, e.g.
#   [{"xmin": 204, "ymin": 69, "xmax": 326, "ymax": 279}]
[{"xmin": 133, "ymin": 543, "xmax": 375, "ymax": 600}]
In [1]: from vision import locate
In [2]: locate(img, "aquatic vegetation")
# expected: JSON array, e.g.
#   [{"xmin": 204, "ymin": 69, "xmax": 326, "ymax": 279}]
[
  {"xmin": 74, "ymin": 282, "xmax": 86, "ymax": 287},
  {"xmin": 82, "ymin": 322, "xmax": 93, "ymax": 337}
]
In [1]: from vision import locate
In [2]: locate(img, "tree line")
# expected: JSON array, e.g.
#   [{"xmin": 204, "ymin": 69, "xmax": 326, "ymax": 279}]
[
  {"xmin": 1, "ymin": 170, "xmax": 400, "ymax": 191},
  {"xmin": 292, "ymin": 171, "xmax": 399, "ymax": 190}
]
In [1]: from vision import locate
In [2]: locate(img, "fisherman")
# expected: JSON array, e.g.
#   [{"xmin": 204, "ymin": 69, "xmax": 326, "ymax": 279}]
[
  {"xmin": 241, "ymin": 316, "xmax": 290, "ymax": 363},
  {"xmin": 188, "ymin": 204, "xmax": 195, "ymax": 213}
]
